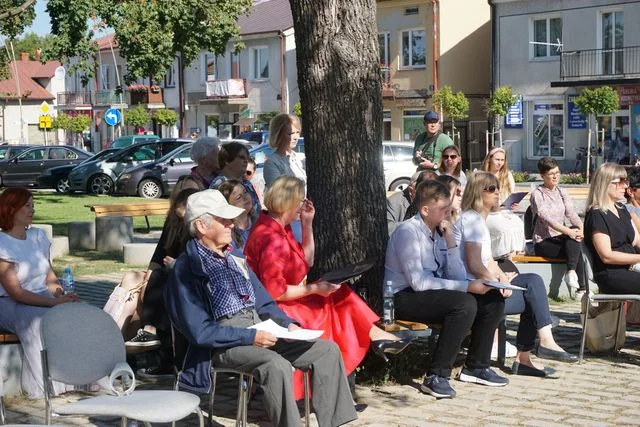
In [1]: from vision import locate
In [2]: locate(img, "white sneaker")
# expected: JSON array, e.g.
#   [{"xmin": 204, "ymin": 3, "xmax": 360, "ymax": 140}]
[
  {"xmin": 490, "ymin": 341, "xmax": 518, "ymax": 360},
  {"xmin": 563, "ymin": 270, "xmax": 580, "ymax": 290}
]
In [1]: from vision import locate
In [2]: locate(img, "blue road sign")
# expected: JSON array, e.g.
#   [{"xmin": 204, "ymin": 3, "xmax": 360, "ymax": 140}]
[{"xmin": 105, "ymin": 108, "xmax": 122, "ymax": 126}]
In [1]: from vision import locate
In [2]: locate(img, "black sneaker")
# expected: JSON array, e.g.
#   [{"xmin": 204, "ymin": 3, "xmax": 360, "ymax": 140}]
[
  {"xmin": 420, "ymin": 374, "xmax": 456, "ymax": 399},
  {"xmin": 458, "ymin": 367, "xmax": 509, "ymax": 387},
  {"xmin": 136, "ymin": 366, "xmax": 175, "ymax": 381},
  {"xmin": 126, "ymin": 329, "xmax": 161, "ymax": 347}
]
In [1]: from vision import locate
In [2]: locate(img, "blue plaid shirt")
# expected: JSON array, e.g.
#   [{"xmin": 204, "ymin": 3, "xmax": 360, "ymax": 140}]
[
  {"xmin": 210, "ymin": 175, "xmax": 261, "ymax": 217},
  {"xmin": 196, "ymin": 241, "xmax": 256, "ymax": 320}
]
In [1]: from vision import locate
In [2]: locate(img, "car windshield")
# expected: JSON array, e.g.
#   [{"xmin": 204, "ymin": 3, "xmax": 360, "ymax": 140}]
[{"xmin": 83, "ymin": 148, "xmax": 120, "ymax": 164}]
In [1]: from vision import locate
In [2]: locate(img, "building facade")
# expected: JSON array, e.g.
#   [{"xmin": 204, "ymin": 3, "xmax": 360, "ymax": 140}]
[{"xmin": 491, "ymin": 0, "xmax": 640, "ymax": 172}]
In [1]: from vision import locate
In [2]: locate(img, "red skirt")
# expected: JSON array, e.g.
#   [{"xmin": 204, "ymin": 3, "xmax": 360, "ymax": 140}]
[{"xmin": 280, "ymin": 285, "xmax": 379, "ymax": 399}]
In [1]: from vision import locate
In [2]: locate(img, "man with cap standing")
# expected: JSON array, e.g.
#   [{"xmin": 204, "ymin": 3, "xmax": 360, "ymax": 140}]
[
  {"xmin": 413, "ymin": 111, "xmax": 454, "ymax": 171},
  {"xmin": 165, "ymin": 189, "xmax": 357, "ymax": 427}
]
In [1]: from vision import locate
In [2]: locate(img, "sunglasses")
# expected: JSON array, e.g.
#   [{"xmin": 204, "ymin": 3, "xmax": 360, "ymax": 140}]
[
  {"xmin": 484, "ymin": 184, "xmax": 500, "ymax": 193},
  {"xmin": 455, "ymin": 188, "xmax": 463, "ymax": 197},
  {"xmin": 245, "ymin": 170, "xmax": 254, "ymax": 177},
  {"xmin": 443, "ymin": 154, "xmax": 458, "ymax": 160}
]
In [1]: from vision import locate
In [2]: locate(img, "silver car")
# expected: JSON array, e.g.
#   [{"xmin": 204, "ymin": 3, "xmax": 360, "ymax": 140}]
[{"xmin": 383, "ymin": 141, "xmax": 416, "ymax": 191}]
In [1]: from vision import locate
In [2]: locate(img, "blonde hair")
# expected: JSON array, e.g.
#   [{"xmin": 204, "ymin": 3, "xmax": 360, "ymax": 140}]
[
  {"xmin": 481, "ymin": 147, "xmax": 512, "ymax": 200},
  {"xmin": 438, "ymin": 145, "xmax": 462, "ymax": 177},
  {"xmin": 268, "ymin": 114, "xmax": 301, "ymax": 151},
  {"xmin": 264, "ymin": 176, "xmax": 305, "ymax": 213},
  {"xmin": 586, "ymin": 163, "xmax": 627, "ymax": 213},
  {"xmin": 461, "ymin": 171, "xmax": 498, "ymax": 213}
]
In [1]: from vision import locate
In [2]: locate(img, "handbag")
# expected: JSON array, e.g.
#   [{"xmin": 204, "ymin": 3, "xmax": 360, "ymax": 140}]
[
  {"xmin": 582, "ymin": 301, "xmax": 626, "ymax": 353},
  {"xmin": 103, "ymin": 271, "xmax": 148, "ymax": 340},
  {"xmin": 625, "ymin": 301, "xmax": 640, "ymax": 326}
]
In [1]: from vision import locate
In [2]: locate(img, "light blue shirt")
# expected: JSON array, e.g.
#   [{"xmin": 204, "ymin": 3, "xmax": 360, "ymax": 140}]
[{"xmin": 384, "ymin": 214, "xmax": 469, "ymax": 294}]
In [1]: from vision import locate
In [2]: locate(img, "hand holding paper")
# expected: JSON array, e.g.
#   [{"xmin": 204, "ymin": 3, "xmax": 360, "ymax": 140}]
[{"xmin": 249, "ymin": 319, "xmax": 323, "ymax": 341}]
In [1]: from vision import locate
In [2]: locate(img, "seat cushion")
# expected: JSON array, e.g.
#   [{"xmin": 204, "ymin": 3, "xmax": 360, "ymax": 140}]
[{"xmin": 56, "ymin": 390, "xmax": 200, "ymax": 422}]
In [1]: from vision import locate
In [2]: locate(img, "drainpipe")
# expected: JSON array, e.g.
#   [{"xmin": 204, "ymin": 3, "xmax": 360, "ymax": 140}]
[
  {"xmin": 431, "ymin": 0, "xmax": 439, "ymax": 94},
  {"xmin": 489, "ymin": 0, "xmax": 496, "ymax": 95},
  {"xmin": 279, "ymin": 31, "xmax": 286, "ymax": 112}
]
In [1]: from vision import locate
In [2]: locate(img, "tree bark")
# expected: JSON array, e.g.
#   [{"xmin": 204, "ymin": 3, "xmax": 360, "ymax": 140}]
[{"xmin": 289, "ymin": 0, "xmax": 387, "ymax": 310}]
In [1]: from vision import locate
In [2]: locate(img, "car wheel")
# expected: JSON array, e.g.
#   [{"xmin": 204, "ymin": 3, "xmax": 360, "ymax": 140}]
[
  {"xmin": 138, "ymin": 178, "xmax": 162, "ymax": 199},
  {"xmin": 389, "ymin": 178, "xmax": 410, "ymax": 192},
  {"xmin": 89, "ymin": 174, "xmax": 114, "ymax": 195},
  {"xmin": 55, "ymin": 177, "xmax": 71, "ymax": 193}
]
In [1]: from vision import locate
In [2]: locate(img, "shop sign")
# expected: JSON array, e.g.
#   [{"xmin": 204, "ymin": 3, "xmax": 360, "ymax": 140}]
[
  {"xmin": 505, "ymin": 97, "xmax": 522, "ymax": 128},
  {"xmin": 567, "ymin": 95, "xmax": 586, "ymax": 129},
  {"xmin": 618, "ymin": 86, "xmax": 640, "ymax": 108}
]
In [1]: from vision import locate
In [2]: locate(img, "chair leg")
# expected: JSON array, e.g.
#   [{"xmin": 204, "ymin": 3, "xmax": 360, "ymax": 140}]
[
  {"xmin": 0, "ymin": 395, "xmax": 6, "ymax": 425},
  {"xmin": 209, "ymin": 371, "xmax": 217, "ymax": 427},
  {"xmin": 236, "ymin": 374, "xmax": 245, "ymax": 427},
  {"xmin": 120, "ymin": 416, "xmax": 127, "ymax": 427},
  {"xmin": 613, "ymin": 301, "xmax": 623, "ymax": 353},
  {"xmin": 497, "ymin": 318, "xmax": 507, "ymax": 368},
  {"xmin": 196, "ymin": 406, "xmax": 205, "ymax": 427},
  {"xmin": 303, "ymin": 370, "xmax": 311, "ymax": 427},
  {"xmin": 579, "ymin": 300, "xmax": 590, "ymax": 364}
]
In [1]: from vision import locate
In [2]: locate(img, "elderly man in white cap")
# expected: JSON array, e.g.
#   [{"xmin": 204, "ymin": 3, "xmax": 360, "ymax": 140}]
[{"xmin": 165, "ymin": 190, "xmax": 357, "ymax": 427}]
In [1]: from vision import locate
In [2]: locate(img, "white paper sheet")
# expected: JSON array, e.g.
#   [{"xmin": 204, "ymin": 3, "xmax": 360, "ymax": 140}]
[
  {"xmin": 248, "ymin": 319, "xmax": 324, "ymax": 340},
  {"xmin": 483, "ymin": 280, "xmax": 527, "ymax": 291}
]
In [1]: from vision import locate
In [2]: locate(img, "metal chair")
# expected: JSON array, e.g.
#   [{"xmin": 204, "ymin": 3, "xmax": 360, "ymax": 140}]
[
  {"xmin": 40, "ymin": 304, "xmax": 204, "ymax": 426},
  {"xmin": 579, "ymin": 243, "xmax": 640, "ymax": 363}
]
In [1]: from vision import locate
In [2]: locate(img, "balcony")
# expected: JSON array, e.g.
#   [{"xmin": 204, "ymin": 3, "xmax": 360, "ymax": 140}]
[
  {"xmin": 127, "ymin": 86, "xmax": 164, "ymax": 107},
  {"xmin": 556, "ymin": 46, "xmax": 640, "ymax": 86},
  {"xmin": 57, "ymin": 91, "xmax": 92, "ymax": 106},
  {"xmin": 95, "ymin": 89, "xmax": 124, "ymax": 106},
  {"xmin": 380, "ymin": 66, "xmax": 395, "ymax": 98}
]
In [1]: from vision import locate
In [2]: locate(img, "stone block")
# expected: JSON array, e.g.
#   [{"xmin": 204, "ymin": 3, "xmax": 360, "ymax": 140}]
[
  {"xmin": 49, "ymin": 236, "xmax": 69, "ymax": 260},
  {"xmin": 67, "ymin": 221, "xmax": 96, "ymax": 251},
  {"xmin": 30, "ymin": 224, "xmax": 53, "ymax": 242},
  {"xmin": 95, "ymin": 216, "xmax": 133, "ymax": 252},
  {"xmin": 513, "ymin": 262, "xmax": 570, "ymax": 299},
  {"xmin": 123, "ymin": 243, "xmax": 156, "ymax": 266},
  {"xmin": 0, "ymin": 343, "xmax": 22, "ymax": 396}
]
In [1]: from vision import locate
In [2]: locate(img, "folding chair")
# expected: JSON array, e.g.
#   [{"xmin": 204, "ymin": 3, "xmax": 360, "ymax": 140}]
[
  {"xmin": 40, "ymin": 304, "xmax": 204, "ymax": 426},
  {"xmin": 579, "ymin": 243, "xmax": 640, "ymax": 363}
]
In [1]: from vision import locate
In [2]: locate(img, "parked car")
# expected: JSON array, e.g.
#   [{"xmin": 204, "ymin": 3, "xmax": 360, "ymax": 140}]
[
  {"xmin": 0, "ymin": 146, "xmax": 91, "ymax": 188},
  {"xmin": 111, "ymin": 134, "xmax": 159, "ymax": 149},
  {"xmin": 237, "ymin": 131, "xmax": 269, "ymax": 145},
  {"xmin": 250, "ymin": 138, "xmax": 305, "ymax": 167},
  {"xmin": 68, "ymin": 138, "xmax": 191, "ymax": 194},
  {"xmin": 0, "ymin": 144, "xmax": 33, "ymax": 161},
  {"xmin": 37, "ymin": 148, "xmax": 122, "ymax": 193},
  {"xmin": 115, "ymin": 143, "xmax": 195, "ymax": 199},
  {"xmin": 383, "ymin": 141, "xmax": 416, "ymax": 191}
]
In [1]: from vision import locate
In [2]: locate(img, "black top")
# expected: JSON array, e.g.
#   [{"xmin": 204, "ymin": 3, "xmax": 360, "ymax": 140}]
[{"xmin": 584, "ymin": 204, "xmax": 637, "ymax": 273}]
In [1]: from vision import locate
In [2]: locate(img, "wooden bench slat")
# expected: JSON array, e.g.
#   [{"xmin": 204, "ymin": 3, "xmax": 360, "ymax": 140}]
[
  {"xmin": 0, "ymin": 332, "xmax": 19, "ymax": 344},
  {"xmin": 512, "ymin": 255, "xmax": 566, "ymax": 264},
  {"xmin": 86, "ymin": 201, "xmax": 170, "ymax": 218}
]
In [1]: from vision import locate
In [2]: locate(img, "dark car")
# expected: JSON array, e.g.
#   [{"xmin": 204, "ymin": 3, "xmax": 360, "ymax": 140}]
[
  {"xmin": 236, "ymin": 131, "xmax": 269, "ymax": 145},
  {"xmin": 68, "ymin": 138, "xmax": 192, "ymax": 194},
  {"xmin": 0, "ymin": 145, "xmax": 91, "ymax": 188},
  {"xmin": 0, "ymin": 144, "xmax": 33, "ymax": 161},
  {"xmin": 115, "ymin": 143, "xmax": 195, "ymax": 199},
  {"xmin": 37, "ymin": 148, "xmax": 122, "ymax": 193}
]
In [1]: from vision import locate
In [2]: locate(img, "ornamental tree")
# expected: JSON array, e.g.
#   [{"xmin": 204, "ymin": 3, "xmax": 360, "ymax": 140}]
[
  {"xmin": 153, "ymin": 108, "xmax": 178, "ymax": 127},
  {"xmin": 433, "ymin": 85, "xmax": 469, "ymax": 143},
  {"xmin": 486, "ymin": 85, "xmax": 518, "ymax": 147},
  {"xmin": 124, "ymin": 106, "xmax": 150, "ymax": 129}
]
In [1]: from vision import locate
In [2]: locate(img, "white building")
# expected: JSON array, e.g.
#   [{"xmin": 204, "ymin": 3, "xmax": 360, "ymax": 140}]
[{"xmin": 490, "ymin": 0, "xmax": 640, "ymax": 172}]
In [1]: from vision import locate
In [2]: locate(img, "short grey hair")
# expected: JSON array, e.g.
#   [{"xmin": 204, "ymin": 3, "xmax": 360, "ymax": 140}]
[
  {"xmin": 191, "ymin": 137, "xmax": 219, "ymax": 162},
  {"xmin": 188, "ymin": 213, "xmax": 214, "ymax": 237}
]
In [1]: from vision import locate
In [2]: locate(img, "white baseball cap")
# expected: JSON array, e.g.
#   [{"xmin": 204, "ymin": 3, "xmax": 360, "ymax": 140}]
[{"xmin": 185, "ymin": 189, "xmax": 244, "ymax": 223}]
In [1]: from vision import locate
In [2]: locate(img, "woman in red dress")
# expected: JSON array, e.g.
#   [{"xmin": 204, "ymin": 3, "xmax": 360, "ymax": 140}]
[{"xmin": 244, "ymin": 176, "xmax": 411, "ymax": 380}]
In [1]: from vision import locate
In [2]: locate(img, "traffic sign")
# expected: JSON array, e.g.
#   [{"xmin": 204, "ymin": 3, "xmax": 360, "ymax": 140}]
[
  {"xmin": 40, "ymin": 101, "xmax": 51, "ymax": 115},
  {"xmin": 105, "ymin": 108, "xmax": 122, "ymax": 126},
  {"xmin": 39, "ymin": 115, "xmax": 52, "ymax": 129}
]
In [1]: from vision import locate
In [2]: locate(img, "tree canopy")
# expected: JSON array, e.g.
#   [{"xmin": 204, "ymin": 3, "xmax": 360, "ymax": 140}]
[{"xmin": 45, "ymin": 0, "xmax": 253, "ymax": 84}]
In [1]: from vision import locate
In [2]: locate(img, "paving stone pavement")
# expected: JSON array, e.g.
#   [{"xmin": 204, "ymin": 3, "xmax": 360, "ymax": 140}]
[{"xmin": 5, "ymin": 293, "xmax": 640, "ymax": 426}]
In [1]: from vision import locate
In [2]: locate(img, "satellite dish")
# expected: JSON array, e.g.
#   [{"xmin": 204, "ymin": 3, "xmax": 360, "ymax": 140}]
[{"xmin": 55, "ymin": 66, "xmax": 66, "ymax": 80}]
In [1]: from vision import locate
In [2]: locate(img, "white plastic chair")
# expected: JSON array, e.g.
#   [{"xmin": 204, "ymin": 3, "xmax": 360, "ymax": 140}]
[
  {"xmin": 40, "ymin": 304, "xmax": 204, "ymax": 426},
  {"xmin": 579, "ymin": 243, "xmax": 640, "ymax": 363}
]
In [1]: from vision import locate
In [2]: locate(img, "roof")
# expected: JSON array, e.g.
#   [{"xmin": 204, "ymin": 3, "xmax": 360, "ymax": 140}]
[
  {"xmin": 96, "ymin": 33, "xmax": 117, "ymax": 51},
  {"xmin": 238, "ymin": 0, "xmax": 293, "ymax": 35},
  {"xmin": 0, "ymin": 59, "xmax": 60, "ymax": 100}
]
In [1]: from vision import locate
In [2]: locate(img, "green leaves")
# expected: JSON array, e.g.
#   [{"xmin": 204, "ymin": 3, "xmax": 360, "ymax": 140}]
[
  {"xmin": 153, "ymin": 108, "xmax": 178, "ymax": 126},
  {"xmin": 573, "ymin": 86, "xmax": 619, "ymax": 116},
  {"xmin": 487, "ymin": 85, "xmax": 518, "ymax": 117},
  {"xmin": 433, "ymin": 85, "xmax": 469, "ymax": 122},
  {"xmin": 124, "ymin": 105, "xmax": 150, "ymax": 128},
  {"xmin": 52, "ymin": 112, "xmax": 90, "ymax": 134},
  {"xmin": 0, "ymin": 0, "xmax": 36, "ymax": 39}
]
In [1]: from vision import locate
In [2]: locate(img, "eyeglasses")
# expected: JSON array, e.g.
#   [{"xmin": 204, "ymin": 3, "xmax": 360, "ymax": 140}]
[
  {"xmin": 611, "ymin": 177, "xmax": 628, "ymax": 186},
  {"xmin": 443, "ymin": 154, "xmax": 458, "ymax": 160},
  {"xmin": 483, "ymin": 185, "xmax": 500, "ymax": 193},
  {"xmin": 545, "ymin": 171, "xmax": 561, "ymax": 177}
]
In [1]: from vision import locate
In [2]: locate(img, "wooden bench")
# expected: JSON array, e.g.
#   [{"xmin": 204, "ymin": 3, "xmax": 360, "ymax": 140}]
[
  {"xmin": 512, "ymin": 254, "xmax": 570, "ymax": 298},
  {"xmin": 86, "ymin": 201, "xmax": 170, "ymax": 232},
  {"xmin": 0, "ymin": 331, "xmax": 18, "ymax": 345}
]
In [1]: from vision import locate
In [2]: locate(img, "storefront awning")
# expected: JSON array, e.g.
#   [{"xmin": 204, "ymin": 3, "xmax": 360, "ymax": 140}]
[{"xmin": 233, "ymin": 117, "xmax": 257, "ymax": 127}]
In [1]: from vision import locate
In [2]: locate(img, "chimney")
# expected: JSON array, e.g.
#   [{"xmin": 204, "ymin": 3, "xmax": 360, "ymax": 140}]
[
  {"xmin": 20, "ymin": 52, "xmax": 29, "ymax": 61},
  {"xmin": 34, "ymin": 49, "xmax": 41, "ymax": 61}
]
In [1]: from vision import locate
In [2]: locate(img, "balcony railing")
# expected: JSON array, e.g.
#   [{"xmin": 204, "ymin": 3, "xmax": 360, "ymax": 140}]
[
  {"xmin": 205, "ymin": 79, "xmax": 247, "ymax": 99},
  {"xmin": 95, "ymin": 89, "xmax": 123, "ymax": 106},
  {"xmin": 127, "ymin": 87, "xmax": 164, "ymax": 105},
  {"xmin": 560, "ymin": 46, "xmax": 640, "ymax": 81},
  {"xmin": 57, "ymin": 91, "xmax": 92, "ymax": 106},
  {"xmin": 380, "ymin": 66, "xmax": 395, "ymax": 98}
]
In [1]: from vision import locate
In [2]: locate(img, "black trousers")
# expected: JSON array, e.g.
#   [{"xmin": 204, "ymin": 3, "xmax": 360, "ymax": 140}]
[
  {"xmin": 534, "ymin": 235, "xmax": 585, "ymax": 288},
  {"xmin": 142, "ymin": 267, "xmax": 173, "ymax": 367},
  {"xmin": 395, "ymin": 288, "xmax": 505, "ymax": 378}
]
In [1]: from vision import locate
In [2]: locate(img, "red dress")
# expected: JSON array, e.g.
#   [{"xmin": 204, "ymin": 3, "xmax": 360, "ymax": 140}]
[{"xmin": 245, "ymin": 213, "xmax": 378, "ymax": 397}]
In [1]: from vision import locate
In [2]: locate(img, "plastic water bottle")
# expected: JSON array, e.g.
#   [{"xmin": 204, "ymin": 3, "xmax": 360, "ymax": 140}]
[
  {"xmin": 61, "ymin": 266, "xmax": 75, "ymax": 294},
  {"xmin": 383, "ymin": 281, "xmax": 395, "ymax": 325}
]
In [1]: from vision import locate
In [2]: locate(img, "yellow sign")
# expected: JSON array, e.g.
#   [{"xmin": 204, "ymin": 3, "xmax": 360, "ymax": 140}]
[
  {"xmin": 40, "ymin": 101, "xmax": 51, "ymax": 115},
  {"xmin": 39, "ymin": 115, "xmax": 52, "ymax": 129}
]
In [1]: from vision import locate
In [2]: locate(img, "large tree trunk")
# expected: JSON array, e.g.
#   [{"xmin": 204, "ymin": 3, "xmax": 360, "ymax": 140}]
[{"xmin": 290, "ymin": 0, "xmax": 387, "ymax": 310}]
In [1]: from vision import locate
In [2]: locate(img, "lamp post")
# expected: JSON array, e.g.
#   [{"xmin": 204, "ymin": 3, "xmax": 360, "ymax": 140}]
[{"xmin": 176, "ymin": 53, "xmax": 186, "ymax": 137}]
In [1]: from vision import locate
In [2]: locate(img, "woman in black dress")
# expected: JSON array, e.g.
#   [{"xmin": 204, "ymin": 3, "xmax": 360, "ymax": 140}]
[{"xmin": 584, "ymin": 163, "xmax": 640, "ymax": 294}]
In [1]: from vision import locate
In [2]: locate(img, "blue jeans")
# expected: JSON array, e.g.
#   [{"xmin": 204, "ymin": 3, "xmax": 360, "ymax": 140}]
[{"xmin": 504, "ymin": 273, "xmax": 553, "ymax": 352}]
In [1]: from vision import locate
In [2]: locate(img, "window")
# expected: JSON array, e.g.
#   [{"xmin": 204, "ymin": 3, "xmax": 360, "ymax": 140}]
[
  {"xmin": 205, "ymin": 54, "xmax": 216, "ymax": 81},
  {"xmin": 230, "ymin": 51, "xmax": 240, "ymax": 79},
  {"xmin": 49, "ymin": 148, "xmax": 77, "ymax": 160},
  {"xmin": 532, "ymin": 17, "xmax": 562, "ymax": 58},
  {"xmin": 20, "ymin": 148, "xmax": 45, "ymax": 161},
  {"xmin": 531, "ymin": 103, "xmax": 564, "ymax": 158},
  {"xmin": 601, "ymin": 11, "xmax": 624, "ymax": 75},
  {"xmin": 379, "ymin": 32, "xmax": 391, "ymax": 85},
  {"xmin": 173, "ymin": 147, "xmax": 193, "ymax": 164},
  {"xmin": 391, "ymin": 144, "xmax": 414, "ymax": 162},
  {"xmin": 100, "ymin": 64, "xmax": 111, "ymax": 90},
  {"xmin": 400, "ymin": 30, "xmax": 425, "ymax": 68},
  {"xmin": 252, "ymin": 47, "xmax": 269, "ymax": 80},
  {"xmin": 402, "ymin": 110, "xmax": 428, "ymax": 141}
]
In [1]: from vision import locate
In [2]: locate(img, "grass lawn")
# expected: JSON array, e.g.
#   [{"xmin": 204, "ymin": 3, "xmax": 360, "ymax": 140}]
[
  {"xmin": 51, "ymin": 250, "xmax": 147, "ymax": 277},
  {"xmin": 32, "ymin": 192, "xmax": 166, "ymax": 236}
]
